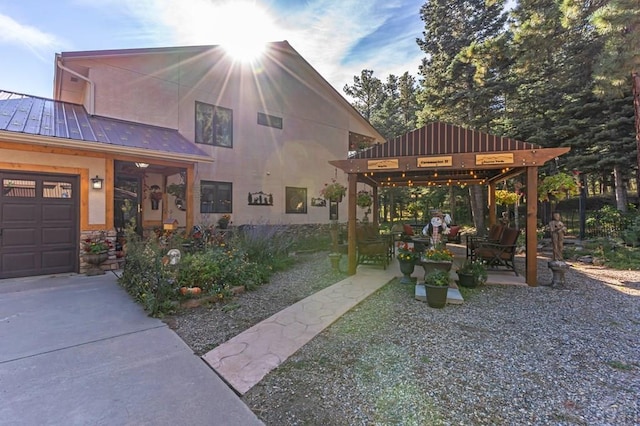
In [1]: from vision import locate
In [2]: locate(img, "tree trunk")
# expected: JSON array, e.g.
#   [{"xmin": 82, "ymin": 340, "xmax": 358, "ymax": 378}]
[
  {"xmin": 469, "ymin": 185, "xmax": 486, "ymax": 236},
  {"xmin": 613, "ymin": 164, "xmax": 628, "ymax": 212}
]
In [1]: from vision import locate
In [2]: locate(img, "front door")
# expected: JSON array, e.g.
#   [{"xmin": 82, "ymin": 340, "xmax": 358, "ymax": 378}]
[
  {"xmin": 0, "ymin": 172, "xmax": 79, "ymax": 279},
  {"xmin": 114, "ymin": 175, "xmax": 142, "ymax": 236}
]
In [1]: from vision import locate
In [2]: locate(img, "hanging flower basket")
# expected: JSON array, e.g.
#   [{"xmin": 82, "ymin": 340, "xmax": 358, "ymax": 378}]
[
  {"xmin": 356, "ymin": 190, "xmax": 373, "ymax": 208},
  {"xmin": 320, "ymin": 179, "xmax": 347, "ymax": 202}
]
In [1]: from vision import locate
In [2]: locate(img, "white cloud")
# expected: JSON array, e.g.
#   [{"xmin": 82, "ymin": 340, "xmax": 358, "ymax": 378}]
[
  {"xmin": 0, "ymin": 13, "xmax": 66, "ymax": 60},
  {"xmin": 85, "ymin": 0, "xmax": 424, "ymax": 93}
]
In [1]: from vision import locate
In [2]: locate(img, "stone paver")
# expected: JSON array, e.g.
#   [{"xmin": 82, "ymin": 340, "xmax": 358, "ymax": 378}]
[{"xmin": 202, "ymin": 265, "xmax": 397, "ymax": 394}]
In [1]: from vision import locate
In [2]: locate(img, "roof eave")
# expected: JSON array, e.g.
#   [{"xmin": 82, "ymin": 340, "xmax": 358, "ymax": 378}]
[{"xmin": 0, "ymin": 132, "xmax": 214, "ymax": 164}]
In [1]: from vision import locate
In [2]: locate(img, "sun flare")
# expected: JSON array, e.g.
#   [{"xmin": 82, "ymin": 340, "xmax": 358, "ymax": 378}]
[{"xmin": 213, "ymin": 1, "xmax": 279, "ymax": 62}]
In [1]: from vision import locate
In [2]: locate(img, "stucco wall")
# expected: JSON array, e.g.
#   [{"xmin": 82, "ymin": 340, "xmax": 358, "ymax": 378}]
[{"xmin": 58, "ymin": 45, "xmax": 379, "ymax": 226}]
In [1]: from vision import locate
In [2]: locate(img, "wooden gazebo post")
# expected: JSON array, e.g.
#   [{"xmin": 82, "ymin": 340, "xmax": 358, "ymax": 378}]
[
  {"xmin": 525, "ymin": 166, "xmax": 539, "ymax": 286},
  {"xmin": 347, "ymin": 173, "xmax": 358, "ymax": 275},
  {"xmin": 488, "ymin": 181, "xmax": 497, "ymax": 226}
]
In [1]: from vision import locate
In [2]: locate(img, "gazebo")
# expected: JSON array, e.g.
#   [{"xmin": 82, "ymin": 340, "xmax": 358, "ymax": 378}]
[{"xmin": 329, "ymin": 122, "xmax": 570, "ymax": 286}]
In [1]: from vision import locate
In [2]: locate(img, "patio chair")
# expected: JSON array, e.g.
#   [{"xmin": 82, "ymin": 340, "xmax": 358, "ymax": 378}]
[
  {"xmin": 356, "ymin": 226, "xmax": 389, "ymax": 269},
  {"xmin": 466, "ymin": 223, "xmax": 505, "ymax": 260},
  {"xmin": 473, "ymin": 227, "xmax": 520, "ymax": 276}
]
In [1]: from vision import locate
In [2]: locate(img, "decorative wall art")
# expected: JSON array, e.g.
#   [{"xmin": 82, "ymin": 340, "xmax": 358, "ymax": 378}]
[
  {"xmin": 248, "ymin": 191, "xmax": 273, "ymax": 206},
  {"xmin": 311, "ymin": 197, "xmax": 326, "ymax": 207},
  {"xmin": 285, "ymin": 187, "xmax": 307, "ymax": 214}
]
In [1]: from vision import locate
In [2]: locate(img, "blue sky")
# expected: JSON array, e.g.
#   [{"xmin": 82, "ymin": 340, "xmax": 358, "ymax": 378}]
[{"xmin": 0, "ymin": 0, "xmax": 426, "ymax": 99}]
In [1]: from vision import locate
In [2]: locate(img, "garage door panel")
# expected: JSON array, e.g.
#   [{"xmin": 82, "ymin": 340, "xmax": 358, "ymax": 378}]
[
  {"xmin": 2, "ymin": 228, "xmax": 38, "ymax": 248},
  {"xmin": 42, "ymin": 227, "xmax": 75, "ymax": 245},
  {"xmin": 2, "ymin": 203, "xmax": 38, "ymax": 223},
  {"xmin": 42, "ymin": 250, "xmax": 76, "ymax": 270},
  {"xmin": 41, "ymin": 204, "xmax": 75, "ymax": 222},
  {"xmin": 2, "ymin": 253, "xmax": 37, "ymax": 274}
]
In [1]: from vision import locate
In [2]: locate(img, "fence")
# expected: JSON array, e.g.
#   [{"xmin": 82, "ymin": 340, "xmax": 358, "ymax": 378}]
[{"xmin": 560, "ymin": 209, "xmax": 624, "ymax": 239}]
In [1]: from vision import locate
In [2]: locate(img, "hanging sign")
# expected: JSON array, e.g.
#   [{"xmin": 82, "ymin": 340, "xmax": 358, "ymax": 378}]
[
  {"xmin": 475, "ymin": 153, "xmax": 514, "ymax": 165},
  {"xmin": 417, "ymin": 156, "xmax": 452, "ymax": 168},
  {"xmin": 367, "ymin": 159, "xmax": 399, "ymax": 170}
]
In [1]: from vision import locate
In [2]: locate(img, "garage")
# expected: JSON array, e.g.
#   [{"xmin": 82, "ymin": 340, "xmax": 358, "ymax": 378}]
[{"xmin": 0, "ymin": 172, "xmax": 79, "ymax": 279}]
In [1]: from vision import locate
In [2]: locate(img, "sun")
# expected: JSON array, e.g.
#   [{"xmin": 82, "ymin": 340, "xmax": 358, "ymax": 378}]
[{"xmin": 214, "ymin": 1, "xmax": 280, "ymax": 62}]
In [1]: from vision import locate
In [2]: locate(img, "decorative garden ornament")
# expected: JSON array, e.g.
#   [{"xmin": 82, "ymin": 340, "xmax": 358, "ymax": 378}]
[{"xmin": 167, "ymin": 249, "xmax": 181, "ymax": 265}]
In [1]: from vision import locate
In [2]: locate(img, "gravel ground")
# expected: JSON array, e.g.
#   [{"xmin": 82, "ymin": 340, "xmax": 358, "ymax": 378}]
[{"xmin": 167, "ymin": 251, "xmax": 640, "ymax": 425}]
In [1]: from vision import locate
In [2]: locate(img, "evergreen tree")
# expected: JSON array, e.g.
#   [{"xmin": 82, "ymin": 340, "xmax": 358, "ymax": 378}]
[
  {"xmin": 416, "ymin": 0, "xmax": 508, "ymax": 232},
  {"xmin": 343, "ymin": 69, "xmax": 385, "ymax": 122}
]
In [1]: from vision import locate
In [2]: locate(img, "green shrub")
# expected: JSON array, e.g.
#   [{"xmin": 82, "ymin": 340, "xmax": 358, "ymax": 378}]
[
  {"xmin": 117, "ymin": 228, "xmax": 177, "ymax": 316},
  {"xmin": 232, "ymin": 223, "xmax": 295, "ymax": 271}
]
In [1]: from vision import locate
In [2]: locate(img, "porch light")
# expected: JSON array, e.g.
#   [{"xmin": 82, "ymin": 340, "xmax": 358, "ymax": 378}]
[
  {"xmin": 91, "ymin": 175, "xmax": 104, "ymax": 190},
  {"xmin": 135, "ymin": 162, "xmax": 149, "ymax": 168}
]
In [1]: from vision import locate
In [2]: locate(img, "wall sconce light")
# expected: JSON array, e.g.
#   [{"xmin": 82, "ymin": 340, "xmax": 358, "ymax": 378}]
[
  {"xmin": 135, "ymin": 162, "xmax": 149, "ymax": 169},
  {"xmin": 91, "ymin": 175, "xmax": 104, "ymax": 190}
]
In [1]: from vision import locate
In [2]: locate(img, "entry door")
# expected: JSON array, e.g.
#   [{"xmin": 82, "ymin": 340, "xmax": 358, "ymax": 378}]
[
  {"xmin": 114, "ymin": 175, "xmax": 142, "ymax": 236},
  {"xmin": 0, "ymin": 172, "xmax": 79, "ymax": 279}
]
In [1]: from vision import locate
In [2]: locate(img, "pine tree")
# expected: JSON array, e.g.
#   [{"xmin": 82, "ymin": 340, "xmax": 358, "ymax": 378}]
[{"xmin": 416, "ymin": 0, "xmax": 508, "ymax": 232}]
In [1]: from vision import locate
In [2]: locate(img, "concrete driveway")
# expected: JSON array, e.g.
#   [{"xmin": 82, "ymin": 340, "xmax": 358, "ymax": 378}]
[{"xmin": 0, "ymin": 273, "xmax": 263, "ymax": 426}]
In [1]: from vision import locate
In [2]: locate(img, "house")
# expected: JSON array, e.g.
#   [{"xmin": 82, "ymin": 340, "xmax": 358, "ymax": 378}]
[{"xmin": 0, "ymin": 41, "xmax": 384, "ymax": 278}]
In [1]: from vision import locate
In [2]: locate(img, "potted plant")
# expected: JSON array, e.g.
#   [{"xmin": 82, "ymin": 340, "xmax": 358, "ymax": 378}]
[
  {"xmin": 320, "ymin": 178, "xmax": 347, "ymax": 202},
  {"xmin": 421, "ymin": 242, "xmax": 454, "ymax": 275},
  {"xmin": 217, "ymin": 214, "xmax": 231, "ymax": 229},
  {"xmin": 424, "ymin": 268, "xmax": 450, "ymax": 308},
  {"xmin": 356, "ymin": 190, "xmax": 373, "ymax": 208},
  {"xmin": 456, "ymin": 259, "xmax": 488, "ymax": 288},
  {"xmin": 397, "ymin": 242, "xmax": 419, "ymax": 284},
  {"xmin": 82, "ymin": 232, "xmax": 112, "ymax": 275}
]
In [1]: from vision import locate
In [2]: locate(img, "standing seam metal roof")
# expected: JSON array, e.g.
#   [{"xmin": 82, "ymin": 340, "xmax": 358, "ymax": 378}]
[{"xmin": 0, "ymin": 90, "xmax": 210, "ymax": 159}]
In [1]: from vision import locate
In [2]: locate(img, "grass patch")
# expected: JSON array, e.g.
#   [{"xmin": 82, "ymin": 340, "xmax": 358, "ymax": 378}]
[{"xmin": 606, "ymin": 360, "xmax": 634, "ymax": 371}]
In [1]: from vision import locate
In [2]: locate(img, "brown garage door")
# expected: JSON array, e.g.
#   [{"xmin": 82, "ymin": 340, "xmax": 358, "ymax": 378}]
[{"xmin": 0, "ymin": 172, "xmax": 79, "ymax": 279}]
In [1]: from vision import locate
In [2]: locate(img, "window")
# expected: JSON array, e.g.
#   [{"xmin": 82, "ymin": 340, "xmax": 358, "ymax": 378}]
[
  {"xmin": 2, "ymin": 179, "xmax": 35, "ymax": 197},
  {"xmin": 43, "ymin": 181, "xmax": 73, "ymax": 198},
  {"xmin": 195, "ymin": 102, "xmax": 233, "ymax": 147},
  {"xmin": 200, "ymin": 181, "xmax": 232, "ymax": 213},
  {"xmin": 257, "ymin": 112, "xmax": 283, "ymax": 129}
]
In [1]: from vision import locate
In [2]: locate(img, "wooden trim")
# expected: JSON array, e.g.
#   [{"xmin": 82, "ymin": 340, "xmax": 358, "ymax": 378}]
[
  {"xmin": 488, "ymin": 182, "xmax": 497, "ymax": 226},
  {"xmin": 105, "ymin": 156, "xmax": 115, "ymax": 229},
  {"xmin": 0, "ymin": 141, "xmax": 105, "ymax": 158},
  {"xmin": 526, "ymin": 166, "xmax": 538, "ymax": 286},
  {"xmin": 186, "ymin": 164, "xmax": 195, "ymax": 231},
  {"xmin": 347, "ymin": 173, "xmax": 358, "ymax": 275},
  {"xmin": 330, "ymin": 148, "xmax": 570, "ymax": 180},
  {"xmin": 0, "ymin": 161, "xmax": 93, "ymax": 232}
]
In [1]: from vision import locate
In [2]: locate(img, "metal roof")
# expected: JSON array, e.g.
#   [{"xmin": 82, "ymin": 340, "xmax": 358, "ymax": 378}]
[
  {"xmin": 351, "ymin": 122, "xmax": 540, "ymax": 159},
  {"xmin": 0, "ymin": 90, "xmax": 211, "ymax": 161}
]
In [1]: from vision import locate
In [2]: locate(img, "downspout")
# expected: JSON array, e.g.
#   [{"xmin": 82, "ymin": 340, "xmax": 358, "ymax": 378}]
[{"xmin": 56, "ymin": 59, "xmax": 95, "ymax": 116}]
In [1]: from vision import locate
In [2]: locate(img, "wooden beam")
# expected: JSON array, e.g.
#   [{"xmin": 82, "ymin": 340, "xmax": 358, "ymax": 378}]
[
  {"xmin": 372, "ymin": 185, "xmax": 379, "ymax": 228},
  {"xmin": 186, "ymin": 164, "xmax": 195, "ymax": 231},
  {"xmin": 526, "ymin": 166, "xmax": 538, "ymax": 286},
  {"xmin": 329, "ymin": 147, "xmax": 570, "ymax": 175},
  {"xmin": 348, "ymin": 173, "xmax": 358, "ymax": 275}
]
